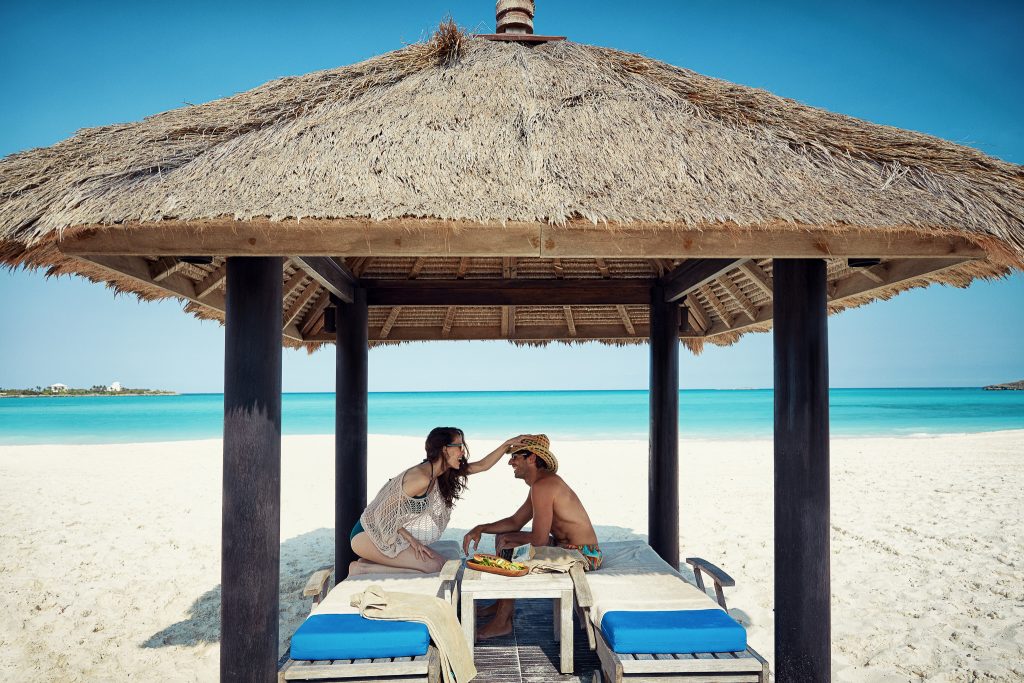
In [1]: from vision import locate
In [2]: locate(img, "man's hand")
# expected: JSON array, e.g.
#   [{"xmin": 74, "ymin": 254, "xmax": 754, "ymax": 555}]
[
  {"xmin": 462, "ymin": 526, "xmax": 483, "ymax": 556},
  {"xmin": 495, "ymin": 533, "xmax": 519, "ymax": 552}
]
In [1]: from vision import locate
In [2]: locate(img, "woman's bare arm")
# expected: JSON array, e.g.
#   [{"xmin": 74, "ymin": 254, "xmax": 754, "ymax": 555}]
[{"xmin": 465, "ymin": 434, "xmax": 532, "ymax": 475}]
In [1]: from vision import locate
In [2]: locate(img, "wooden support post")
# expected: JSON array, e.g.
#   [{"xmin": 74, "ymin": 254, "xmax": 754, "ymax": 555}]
[
  {"xmin": 649, "ymin": 285, "xmax": 680, "ymax": 569},
  {"xmin": 221, "ymin": 257, "xmax": 282, "ymax": 683},
  {"xmin": 335, "ymin": 288, "xmax": 368, "ymax": 584},
  {"xmin": 773, "ymin": 259, "xmax": 830, "ymax": 683}
]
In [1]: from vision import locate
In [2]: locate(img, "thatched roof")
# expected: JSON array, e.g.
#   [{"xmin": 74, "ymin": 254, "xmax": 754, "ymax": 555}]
[{"xmin": 1, "ymin": 26, "xmax": 1021, "ymax": 350}]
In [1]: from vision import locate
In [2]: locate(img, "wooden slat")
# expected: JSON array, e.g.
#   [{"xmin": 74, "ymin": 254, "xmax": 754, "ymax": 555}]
[
  {"xmin": 441, "ymin": 306, "xmax": 457, "ymax": 337},
  {"xmin": 500, "ymin": 307, "xmax": 509, "ymax": 337},
  {"xmin": 509, "ymin": 305, "xmax": 517, "ymax": 337},
  {"xmin": 409, "ymin": 257, "xmax": 427, "ymax": 279},
  {"xmin": 281, "ymin": 656, "xmax": 429, "ymax": 679},
  {"xmin": 563, "ymin": 306, "xmax": 576, "ymax": 336},
  {"xmin": 595, "ymin": 258, "xmax": 610, "ymax": 278},
  {"xmin": 457, "ymin": 257, "xmax": 470, "ymax": 279},
  {"xmin": 717, "ymin": 276, "xmax": 757, "ymax": 321},
  {"xmin": 379, "ymin": 306, "xmax": 402, "ymax": 339},
  {"xmin": 292, "ymin": 256, "xmax": 355, "ymax": 303},
  {"xmin": 737, "ymin": 260, "xmax": 773, "ymax": 298},
  {"xmin": 552, "ymin": 258, "xmax": 564, "ymax": 278},
  {"xmin": 363, "ymin": 279, "xmax": 654, "ymax": 306},
  {"xmin": 686, "ymin": 294, "xmax": 710, "ymax": 333},
  {"xmin": 616, "ymin": 305, "xmax": 636, "ymax": 335},
  {"xmin": 502, "ymin": 256, "xmax": 517, "ymax": 278},
  {"xmin": 662, "ymin": 259, "xmax": 744, "ymax": 303},
  {"xmin": 281, "ymin": 270, "xmax": 307, "ymax": 300},
  {"xmin": 58, "ymin": 218, "xmax": 989, "ymax": 259}
]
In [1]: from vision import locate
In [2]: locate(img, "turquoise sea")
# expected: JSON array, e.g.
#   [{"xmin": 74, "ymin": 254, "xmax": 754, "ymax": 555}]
[{"xmin": 0, "ymin": 388, "xmax": 1022, "ymax": 446}]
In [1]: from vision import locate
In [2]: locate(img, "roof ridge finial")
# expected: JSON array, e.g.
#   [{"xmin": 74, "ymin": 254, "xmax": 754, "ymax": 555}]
[{"xmin": 496, "ymin": 0, "xmax": 534, "ymax": 35}]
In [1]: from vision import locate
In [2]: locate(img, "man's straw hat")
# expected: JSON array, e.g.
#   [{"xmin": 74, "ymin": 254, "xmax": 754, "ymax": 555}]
[{"xmin": 517, "ymin": 434, "xmax": 558, "ymax": 473}]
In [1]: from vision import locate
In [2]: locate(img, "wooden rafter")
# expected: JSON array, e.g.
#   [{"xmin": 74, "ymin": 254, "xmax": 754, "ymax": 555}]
[
  {"xmin": 718, "ymin": 276, "xmax": 757, "ymax": 321},
  {"xmin": 283, "ymin": 282, "xmax": 320, "ymax": 330},
  {"xmin": 685, "ymin": 294, "xmax": 710, "ymax": 333},
  {"xmin": 855, "ymin": 266, "xmax": 885, "ymax": 284},
  {"xmin": 552, "ymin": 258, "xmax": 564, "ymax": 279},
  {"xmin": 58, "ymin": 219, "xmax": 988, "ymax": 259},
  {"xmin": 346, "ymin": 256, "xmax": 373, "ymax": 277},
  {"xmin": 662, "ymin": 259, "xmax": 745, "ymax": 303},
  {"xmin": 149, "ymin": 257, "xmax": 186, "ymax": 282},
  {"xmin": 563, "ymin": 306, "xmax": 576, "ymax": 336},
  {"xmin": 195, "ymin": 264, "xmax": 227, "ymax": 299},
  {"xmin": 457, "ymin": 257, "xmax": 470, "ymax": 279},
  {"xmin": 379, "ymin": 307, "xmax": 402, "ymax": 339},
  {"xmin": 300, "ymin": 291, "xmax": 331, "ymax": 338},
  {"xmin": 738, "ymin": 260, "xmax": 773, "ymax": 298},
  {"xmin": 409, "ymin": 257, "xmax": 426, "ymax": 279},
  {"xmin": 595, "ymin": 258, "xmax": 610, "ymax": 278},
  {"xmin": 293, "ymin": 256, "xmax": 355, "ymax": 303},
  {"xmin": 502, "ymin": 257, "xmax": 517, "ymax": 279},
  {"xmin": 699, "ymin": 284, "xmax": 732, "ymax": 328},
  {"xmin": 442, "ymin": 306, "xmax": 457, "ymax": 337},
  {"xmin": 616, "ymin": 305, "xmax": 636, "ymax": 335},
  {"xmin": 282, "ymin": 269, "xmax": 308, "ymax": 300},
  {"xmin": 363, "ymin": 279, "xmax": 654, "ymax": 306}
]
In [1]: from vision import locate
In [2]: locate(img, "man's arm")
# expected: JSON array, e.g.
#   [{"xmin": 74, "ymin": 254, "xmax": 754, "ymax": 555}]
[
  {"xmin": 495, "ymin": 480, "xmax": 556, "ymax": 551},
  {"xmin": 462, "ymin": 496, "xmax": 533, "ymax": 554}
]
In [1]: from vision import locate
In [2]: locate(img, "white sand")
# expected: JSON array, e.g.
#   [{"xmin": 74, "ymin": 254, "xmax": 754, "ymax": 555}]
[{"xmin": 1, "ymin": 431, "xmax": 1022, "ymax": 681}]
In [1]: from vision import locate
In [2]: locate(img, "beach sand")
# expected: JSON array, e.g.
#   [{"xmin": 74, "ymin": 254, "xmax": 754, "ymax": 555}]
[{"xmin": 1, "ymin": 431, "xmax": 1021, "ymax": 681}]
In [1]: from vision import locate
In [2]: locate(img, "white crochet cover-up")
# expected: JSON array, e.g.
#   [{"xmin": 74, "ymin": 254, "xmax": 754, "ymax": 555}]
[{"xmin": 360, "ymin": 468, "xmax": 452, "ymax": 558}]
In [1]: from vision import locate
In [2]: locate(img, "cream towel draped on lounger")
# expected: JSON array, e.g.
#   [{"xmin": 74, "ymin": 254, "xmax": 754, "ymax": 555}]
[{"xmin": 352, "ymin": 585, "xmax": 477, "ymax": 683}]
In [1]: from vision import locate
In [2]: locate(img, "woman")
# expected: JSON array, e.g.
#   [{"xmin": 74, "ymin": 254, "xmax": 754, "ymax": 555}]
[{"xmin": 350, "ymin": 427, "xmax": 530, "ymax": 573}]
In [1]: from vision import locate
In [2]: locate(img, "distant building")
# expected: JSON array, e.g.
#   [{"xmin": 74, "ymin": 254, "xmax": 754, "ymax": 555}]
[
  {"xmin": 49, "ymin": 383, "xmax": 68, "ymax": 392},
  {"xmin": 108, "ymin": 381, "xmax": 122, "ymax": 392}
]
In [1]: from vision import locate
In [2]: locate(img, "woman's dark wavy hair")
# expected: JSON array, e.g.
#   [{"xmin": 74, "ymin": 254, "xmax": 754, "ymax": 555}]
[{"xmin": 424, "ymin": 426, "xmax": 470, "ymax": 509}]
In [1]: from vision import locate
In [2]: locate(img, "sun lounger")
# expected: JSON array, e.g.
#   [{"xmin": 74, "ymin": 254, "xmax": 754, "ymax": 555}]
[
  {"xmin": 278, "ymin": 541, "xmax": 462, "ymax": 683},
  {"xmin": 581, "ymin": 541, "xmax": 768, "ymax": 683}
]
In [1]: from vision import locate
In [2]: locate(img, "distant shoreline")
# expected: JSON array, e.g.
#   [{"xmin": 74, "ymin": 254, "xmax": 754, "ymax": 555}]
[{"xmin": 0, "ymin": 392, "xmax": 177, "ymax": 399}]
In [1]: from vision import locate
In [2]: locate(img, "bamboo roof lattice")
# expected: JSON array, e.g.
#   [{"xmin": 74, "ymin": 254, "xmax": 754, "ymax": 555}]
[{"xmin": 1, "ymin": 23, "xmax": 1021, "ymax": 350}]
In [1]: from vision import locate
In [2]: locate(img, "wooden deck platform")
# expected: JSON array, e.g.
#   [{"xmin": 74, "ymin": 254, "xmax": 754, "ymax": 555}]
[{"xmin": 472, "ymin": 598, "xmax": 600, "ymax": 683}]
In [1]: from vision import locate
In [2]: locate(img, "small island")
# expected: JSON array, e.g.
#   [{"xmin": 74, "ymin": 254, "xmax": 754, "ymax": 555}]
[
  {"xmin": 983, "ymin": 380, "xmax": 1024, "ymax": 391},
  {"xmin": 0, "ymin": 383, "xmax": 176, "ymax": 398}
]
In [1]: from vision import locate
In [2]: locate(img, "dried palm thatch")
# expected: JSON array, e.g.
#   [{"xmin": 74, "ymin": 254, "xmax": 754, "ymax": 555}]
[{"xmin": 1, "ymin": 23, "xmax": 1021, "ymax": 349}]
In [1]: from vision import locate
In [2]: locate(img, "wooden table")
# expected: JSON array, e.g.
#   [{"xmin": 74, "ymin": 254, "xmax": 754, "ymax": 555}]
[{"xmin": 460, "ymin": 565, "xmax": 576, "ymax": 674}]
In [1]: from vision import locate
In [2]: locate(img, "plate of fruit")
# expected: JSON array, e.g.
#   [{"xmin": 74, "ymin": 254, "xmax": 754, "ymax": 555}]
[{"xmin": 466, "ymin": 553, "xmax": 529, "ymax": 577}]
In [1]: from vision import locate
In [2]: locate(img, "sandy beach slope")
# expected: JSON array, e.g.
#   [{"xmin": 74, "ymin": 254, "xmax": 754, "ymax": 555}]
[{"xmin": 1, "ymin": 431, "xmax": 1021, "ymax": 681}]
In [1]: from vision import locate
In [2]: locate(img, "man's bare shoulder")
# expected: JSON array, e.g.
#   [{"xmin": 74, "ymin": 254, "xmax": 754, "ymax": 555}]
[{"xmin": 531, "ymin": 473, "xmax": 568, "ymax": 492}]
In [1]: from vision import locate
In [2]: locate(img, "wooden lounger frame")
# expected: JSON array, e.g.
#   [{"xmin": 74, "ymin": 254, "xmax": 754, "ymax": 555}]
[
  {"xmin": 587, "ymin": 557, "xmax": 769, "ymax": 683},
  {"xmin": 278, "ymin": 559, "xmax": 461, "ymax": 683}
]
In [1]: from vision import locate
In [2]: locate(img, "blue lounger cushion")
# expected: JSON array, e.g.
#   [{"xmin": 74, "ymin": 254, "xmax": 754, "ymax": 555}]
[
  {"xmin": 290, "ymin": 614, "xmax": 430, "ymax": 660},
  {"xmin": 601, "ymin": 609, "xmax": 747, "ymax": 655}
]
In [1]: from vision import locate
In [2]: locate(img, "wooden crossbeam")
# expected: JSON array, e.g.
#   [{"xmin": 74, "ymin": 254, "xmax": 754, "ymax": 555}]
[
  {"xmin": 717, "ymin": 276, "xmax": 757, "ymax": 321},
  {"xmin": 552, "ymin": 258, "xmax": 564, "ymax": 279},
  {"xmin": 409, "ymin": 257, "xmax": 427, "ymax": 279},
  {"xmin": 616, "ymin": 305, "xmax": 636, "ymax": 335},
  {"xmin": 738, "ymin": 260, "xmax": 773, "ymax": 298},
  {"xmin": 662, "ymin": 259, "xmax": 745, "ymax": 303},
  {"xmin": 300, "ymin": 291, "xmax": 331, "ymax": 337},
  {"xmin": 362, "ymin": 279, "xmax": 654, "ymax": 306},
  {"xmin": 595, "ymin": 258, "xmax": 610, "ymax": 278},
  {"xmin": 195, "ymin": 264, "xmax": 227, "ymax": 299},
  {"xmin": 442, "ymin": 306, "xmax": 457, "ymax": 337},
  {"xmin": 457, "ymin": 257, "xmax": 470, "ymax": 279},
  {"xmin": 292, "ymin": 256, "xmax": 354, "ymax": 303},
  {"xmin": 563, "ymin": 306, "xmax": 576, "ymax": 336},
  {"xmin": 310, "ymin": 321, "xmax": 654, "ymax": 343},
  {"xmin": 283, "ymin": 282, "xmax": 320, "ymax": 330},
  {"xmin": 57, "ymin": 219, "xmax": 989, "ymax": 259},
  {"xmin": 345, "ymin": 256, "xmax": 373, "ymax": 277},
  {"xmin": 856, "ymin": 266, "xmax": 886, "ymax": 284},
  {"xmin": 379, "ymin": 307, "xmax": 402, "ymax": 339},
  {"xmin": 502, "ymin": 257, "xmax": 517, "ymax": 279}
]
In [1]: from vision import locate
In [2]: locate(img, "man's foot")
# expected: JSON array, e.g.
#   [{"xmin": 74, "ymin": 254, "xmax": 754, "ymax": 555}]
[
  {"xmin": 476, "ymin": 601, "xmax": 499, "ymax": 617},
  {"xmin": 477, "ymin": 618, "xmax": 513, "ymax": 640}
]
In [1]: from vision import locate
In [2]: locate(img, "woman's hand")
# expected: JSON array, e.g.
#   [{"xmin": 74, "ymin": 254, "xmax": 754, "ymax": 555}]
[
  {"xmin": 408, "ymin": 537, "xmax": 440, "ymax": 563},
  {"xmin": 464, "ymin": 434, "xmax": 535, "ymax": 475},
  {"xmin": 501, "ymin": 434, "xmax": 533, "ymax": 453}
]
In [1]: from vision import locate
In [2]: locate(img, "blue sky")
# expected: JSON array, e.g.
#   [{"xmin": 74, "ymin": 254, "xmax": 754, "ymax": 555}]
[{"xmin": 1, "ymin": 0, "xmax": 1022, "ymax": 392}]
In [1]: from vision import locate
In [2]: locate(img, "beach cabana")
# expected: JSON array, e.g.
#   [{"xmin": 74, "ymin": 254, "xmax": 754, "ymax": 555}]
[{"xmin": 2, "ymin": 4, "xmax": 1022, "ymax": 681}]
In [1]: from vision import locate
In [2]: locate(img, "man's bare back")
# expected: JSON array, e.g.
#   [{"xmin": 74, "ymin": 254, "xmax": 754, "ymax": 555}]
[{"xmin": 532, "ymin": 473, "xmax": 598, "ymax": 548}]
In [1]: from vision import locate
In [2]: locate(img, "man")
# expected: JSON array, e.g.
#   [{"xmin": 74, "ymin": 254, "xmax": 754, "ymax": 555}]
[{"xmin": 462, "ymin": 434, "xmax": 601, "ymax": 639}]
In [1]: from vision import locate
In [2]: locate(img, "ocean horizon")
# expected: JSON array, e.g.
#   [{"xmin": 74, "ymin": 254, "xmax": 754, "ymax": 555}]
[{"xmin": 1, "ymin": 387, "xmax": 1022, "ymax": 446}]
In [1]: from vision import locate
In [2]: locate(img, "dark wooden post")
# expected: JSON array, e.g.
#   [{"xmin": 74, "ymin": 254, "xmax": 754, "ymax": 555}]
[
  {"xmin": 649, "ymin": 285, "xmax": 680, "ymax": 568},
  {"xmin": 335, "ymin": 288, "xmax": 368, "ymax": 584},
  {"xmin": 221, "ymin": 257, "xmax": 283, "ymax": 683},
  {"xmin": 773, "ymin": 259, "xmax": 831, "ymax": 682}
]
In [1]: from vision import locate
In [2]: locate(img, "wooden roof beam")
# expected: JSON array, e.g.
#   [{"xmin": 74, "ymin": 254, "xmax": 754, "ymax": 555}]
[
  {"xmin": 56, "ymin": 220, "xmax": 988, "ymax": 259},
  {"xmin": 685, "ymin": 294, "xmax": 711, "ymax": 333},
  {"xmin": 299, "ymin": 291, "xmax": 331, "ymax": 338},
  {"xmin": 457, "ymin": 257, "xmax": 470, "ymax": 279},
  {"xmin": 442, "ymin": 306, "xmax": 458, "ymax": 337},
  {"xmin": 195, "ymin": 264, "xmax": 228, "ymax": 299},
  {"xmin": 595, "ymin": 258, "xmax": 610, "ymax": 278},
  {"xmin": 662, "ymin": 259, "xmax": 745, "ymax": 303},
  {"xmin": 149, "ymin": 257, "xmax": 187, "ymax": 282},
  {"xmin": 363, "ymin": 279, "xmax": 655, "ymax": 306},
  {"xmin": 292, "ymin": 256, "xmax": 355, "ymax": 303},
  {"xmin": 283, "ymin": 282, "xmax": 320, "ymax": 330},
  {"xmin": 563, "ymin": 306, "xmax": 576, "ymax": 336},
  {"xmin": 616, "ymin": 305, "xmax": 636, "ymax": 335},
  {"xmin": 379, "ymin": 307, "xmax": 401, "ymax": 339},
  {"xmin": 699, "ymin": 284, "xmax": 733, "ymax": 328}
]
